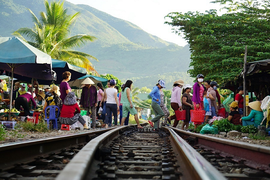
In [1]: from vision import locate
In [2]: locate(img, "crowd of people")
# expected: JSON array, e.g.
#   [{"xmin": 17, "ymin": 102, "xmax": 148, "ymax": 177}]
[
  {"xmin": 147, "ymin": 74, "xmax": 265, "ymax": 131},
  {"xmin": 0, "ymin": 71, "xmax": 265, "ymax": 131}
]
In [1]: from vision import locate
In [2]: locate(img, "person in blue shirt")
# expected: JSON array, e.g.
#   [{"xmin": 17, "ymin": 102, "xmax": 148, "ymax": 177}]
[{"xmin": 149, "ymin": 80, "xmax": 165, "ymax": 130}]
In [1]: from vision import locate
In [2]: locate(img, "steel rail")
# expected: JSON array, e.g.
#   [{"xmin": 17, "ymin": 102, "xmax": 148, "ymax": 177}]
[
  {"xmin": 171, "ymin": 127, "xmax": 270, "ymax": 168},
  {"xmin": 0, "ymin": 128, "xmax": 111, "ymax": 170},
  {"xmin": 168, "ymin": 128, "xmax": 226, "ymax": 180},
  {"xmin": 57, "ymin": 126, "xmax": 226, "ymax": 180}
]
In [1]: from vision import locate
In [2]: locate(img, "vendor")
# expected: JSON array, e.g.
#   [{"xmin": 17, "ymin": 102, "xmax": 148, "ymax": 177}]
[
  {"xmin": 59, "ymin": 92, "xmax": 89, "ymax": 130},
  {"xmin": 35, "ymin": 91, "xmax": 45, "ymax": 106},
  {"xmin": 228, "ymin": 101, "xmax": 241, "ymax": 125},
  {"xmin": 43, "ymin": 85, "xmax": 62, "ymax": 111},
  {"xmin": 235, "ymin": 86, "xmax": 244, "ymax": 115},
  {"xmin": 18, "ymin": 83, "xmax": 27, "ymax": 95},
  {"xmin": 15, "ymin": 91, "xmax": 36, "ymax": 116},
  {"xmin": 240, "ymin": 101, "xmax": 264, "ymax": 127}
]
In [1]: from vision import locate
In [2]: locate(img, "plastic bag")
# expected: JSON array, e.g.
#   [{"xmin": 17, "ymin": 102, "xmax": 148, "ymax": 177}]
[
  {"xmin": 98, "ymin": 107, "xmax": 103, "ymax": 114},
  {"xmin": 222, "ymin": 93, "xmax": 234, "ymax": 112},
  {"xmin": 200, "ymin": 124, "xmax": 219, "ymax": 134}
]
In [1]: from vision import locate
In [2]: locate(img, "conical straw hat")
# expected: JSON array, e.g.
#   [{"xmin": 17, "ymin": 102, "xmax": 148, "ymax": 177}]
[
  {"xmin": 81, "ymin": 78, "xmax": 94, "ymax": 85},
  {"xmin": 248, "ymin": 101, "xmax": 262, "ymax": 111}
]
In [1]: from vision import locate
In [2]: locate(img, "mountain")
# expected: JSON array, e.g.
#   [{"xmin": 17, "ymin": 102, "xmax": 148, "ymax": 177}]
[{"xmin": 0, "ymin": 0, "xmax": 193, "ymax": 88}]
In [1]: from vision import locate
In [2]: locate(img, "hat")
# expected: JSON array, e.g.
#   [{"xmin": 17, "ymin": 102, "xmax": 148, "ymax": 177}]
[
  {"xmin": 21, "ymin": 83, "xmax": 26, "ymax": 88},
  {"xmin": 248, "ymin": 101, "xmax": 262, "ymax": 111},
  {"xmin": 81, "ymin": 78, "xmax": 94, "ymax": 85},
  {"xmin": 238, "ymin": 86, "xmax": 243, "ymax": 91},
  {"xmin": 210, "ymin": 81, "xmax": 219, "ymax": 87},
  {"xmin": 158, "ymin": 80, "xmax": 166, "ymax": 88},
  {"xmin": 15, "ymin": 82, "xmax": 20, "ymax": 87},
  {"xmin": 50, "ymin": 85, "xmax": 60, "ymax": 96},
  {"xmin": 184, "ymin": 84, "xmax": 192, "ymax": 89},
  {"xmin": 37, "ymin": 91, "xmax": 45, "ymax": 100},
  {"xmin": 64, "ymin": 92, "xmax": 77, "ymax": 105},
  {"xmin": 230, "ymin": 101, "xmax": 238, "ymax": 108},
  {"xmin": 110, "ymin": 79, "xmax": 116, "ymax": 86},
  {"xmin": 174, "ymin": 79, "xmax": 184, "ymax": 86},
  {"xmin": 43, "ymin": 85, "xmax": 50, "ymax": 89},
  {"xmin": 196, "ymin": 74, "xmax": 204, "ymax": 78}
]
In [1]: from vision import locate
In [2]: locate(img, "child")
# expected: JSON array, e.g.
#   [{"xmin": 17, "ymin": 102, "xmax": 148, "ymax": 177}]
[{"xmin": 203, "ymin": 88, "xmax": 212, "ymax": 123}]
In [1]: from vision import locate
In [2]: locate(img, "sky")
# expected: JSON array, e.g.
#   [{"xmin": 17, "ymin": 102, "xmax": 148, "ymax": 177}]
[{"xmin": 66, "ymin": 0, "xmax": 223, "ymax": 46}]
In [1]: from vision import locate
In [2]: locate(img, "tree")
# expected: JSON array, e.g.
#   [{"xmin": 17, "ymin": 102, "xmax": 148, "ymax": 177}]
[
  {"xmin": 165, "ymin": 0, "xmax": 270, "ymax": 84},
  {"xmin": 13, "ymin": 0, "xmax": 97, "ymax": 72},
  {"xmin": 100, "ymin": 73, "xmax": 122, "ymax": 90}
]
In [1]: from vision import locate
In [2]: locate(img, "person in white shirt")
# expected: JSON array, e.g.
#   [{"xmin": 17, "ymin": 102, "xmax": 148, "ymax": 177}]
[{"xmin": 104, "ymin": 79, "xmax": 119, "ymax": 128}]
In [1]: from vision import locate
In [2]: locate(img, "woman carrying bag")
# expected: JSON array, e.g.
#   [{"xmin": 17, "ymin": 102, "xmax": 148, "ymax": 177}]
[
  {"xmin": 168, "ymin": 79, "xmax": 184, "ymax": 128},
  {"xmin": 181, "ymin": 84, "xmax": 193, "ymax": 130}
]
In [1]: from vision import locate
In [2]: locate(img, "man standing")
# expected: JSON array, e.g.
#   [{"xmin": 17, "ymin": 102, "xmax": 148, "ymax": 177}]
[
  {"xmin": 149, "ymin": 80, "xmax": 165, "ymax": 130},
  {"xmin": 80, "ymin": 78, "xmax": 97, "ymax": 129}
]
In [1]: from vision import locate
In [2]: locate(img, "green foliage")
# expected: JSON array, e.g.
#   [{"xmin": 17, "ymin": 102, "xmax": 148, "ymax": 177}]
[
  {"xmin": 0, "ymin": 124, "xmax": 7, "ymax": 141},
  {"xmin": 213, "ymin": 119, "xmax": 233, "ymax": 132},
  {"xmin": 165, "ymin": 1, "xmax": 270, "ymax": 85},
  {"xmin": 195, "ymin": 123, "xmax": 206, "ymax": 133},
  {"xmin": 100, "ymin": 74, "xmax": 122, "ymax": 90},
  {"xmin": 188, "ymin": 123, "xmax": 195, "ymax": 132},
  {"xmin": 16, "ymin": 121, "xmax": 49, "ymax": 132},
  {"xmin": 13, "ymin": 0, "xmax": 97, "ymax": 72},
  {"xmin": 241, "ymin": 125, "xmax": 257, "ymax": 133},
  {"xmin": 248, "ymin": 134, "xmax": 269, "ymax": 140},
  {"xmin": 232, "ymin": 124, "xmax": 242, "ymax": 132}
]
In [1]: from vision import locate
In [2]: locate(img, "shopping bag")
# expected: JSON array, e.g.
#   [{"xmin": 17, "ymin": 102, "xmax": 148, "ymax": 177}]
[
  {"xmin": 175, "ymin": 110, "xmax": 186, "ymax": 120},
  {"xmin": 98, "ymin": 107, "xmax": 103, "ymax": 114},
  {"xmin": 190, "ymin": 110, "xmax": 205, "ymax": 123},
  {"xmin": 218, "ymin": 108, "xmax": 226, "ymax": 118}
]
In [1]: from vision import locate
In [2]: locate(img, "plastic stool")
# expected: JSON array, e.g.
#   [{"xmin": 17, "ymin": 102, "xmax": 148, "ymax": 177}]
[{"xmin": 61, "ymin": 124, "xmax": 71, "ymax": 131}]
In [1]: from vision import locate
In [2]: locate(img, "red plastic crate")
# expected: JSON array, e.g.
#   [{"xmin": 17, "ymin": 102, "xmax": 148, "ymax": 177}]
[{"xmin": 61, "ymin": 124, "xmax": 71, "ymax": 131}]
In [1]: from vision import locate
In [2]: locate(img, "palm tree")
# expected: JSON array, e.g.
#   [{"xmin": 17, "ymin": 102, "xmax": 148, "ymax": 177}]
[
  {"xmin": 131, "ymin": 87, "xmax": 151, "ymax": 108},
  {"xmin": 13, "ymin": 0, "xmax": 97, "ymax": 72}
]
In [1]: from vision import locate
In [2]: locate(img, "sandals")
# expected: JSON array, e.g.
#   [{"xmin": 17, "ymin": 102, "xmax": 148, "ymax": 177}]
[{"xmin": 148, "ymin": 120, "xmax": 154, "ymax": 127}]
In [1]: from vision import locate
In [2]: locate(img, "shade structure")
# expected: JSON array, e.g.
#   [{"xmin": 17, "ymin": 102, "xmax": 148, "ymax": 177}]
[
  {"xmin": 69, "ymin": 75, "xmax": 108, "ymax": 89},
  {"xmin": 0, "ymin": 37, "xmax": 53, "ymax": 115},
  {"xmin": 51, "ymin": 59, "xmax": 87, "ymax": 84},
  {"xmin": 10, "ymin": 59, "xmax": 87, "ymax": 85}
]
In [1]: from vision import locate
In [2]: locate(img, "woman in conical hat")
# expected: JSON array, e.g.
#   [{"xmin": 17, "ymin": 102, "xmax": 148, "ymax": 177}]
[{"xmin": 241, "ymin": 101, "xmax": 264, "ymax": 127}]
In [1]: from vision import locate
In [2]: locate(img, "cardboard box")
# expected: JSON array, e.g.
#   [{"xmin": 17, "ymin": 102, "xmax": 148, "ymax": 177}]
[{"xmin": 1, "ymin": 121, "xmax": 16, "ymax": 129}]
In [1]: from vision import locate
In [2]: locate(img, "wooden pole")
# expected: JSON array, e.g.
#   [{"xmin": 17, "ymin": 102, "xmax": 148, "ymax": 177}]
[{"xmin": 243, "ymin": 46, "xmax": 247, "ymax": 116}]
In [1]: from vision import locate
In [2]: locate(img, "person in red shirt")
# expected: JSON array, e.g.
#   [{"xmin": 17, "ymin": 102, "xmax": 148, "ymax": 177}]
[
  {"xmin": 59, "ymin": 92, "xmax": 89, "ymax": 129},
  {"xmin": 235, "ymin": 86, "xmax": 244, "ymax": 115}
]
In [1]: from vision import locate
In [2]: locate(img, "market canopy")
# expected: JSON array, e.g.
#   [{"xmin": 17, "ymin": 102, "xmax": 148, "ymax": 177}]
[
  {"xmin": 51, "ymin": 59, "xmax": 87, "ymax": 84},
  {"xmin": 0, "ymin": 37, "xmax": 53, "ymax": 113},
  {"xmin": 0, "ymin": 37, "xmax": 53, "ymax": 80},
  {"xmin": 69, "ymin": 74, "xmax": 108, "ymax": 89}
]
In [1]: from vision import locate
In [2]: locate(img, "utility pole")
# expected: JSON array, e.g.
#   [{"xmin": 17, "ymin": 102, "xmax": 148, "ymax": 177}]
[{"xmin": 243, "ymin": 46, "xmax": 247, "ymax": 116}]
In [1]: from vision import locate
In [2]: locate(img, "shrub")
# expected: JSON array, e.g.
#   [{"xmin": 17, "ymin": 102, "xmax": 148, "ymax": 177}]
[
  {"xmin": 241, "ymin": 125, "xmax": 257, "ymax": 133},
  {"xmin": 0, "ymin": 124, "xmax": 7, "ymax": 141},
  {"xmin": 232, "ymin": 124, "xmax": 242, "ymax": 132},
  {"xmin": 213, "ymin": 119, "xmax": 233, "ymax": 132},
  {"xmin": 16, "ymin": 121, "xmax": 49, "ymax": 132}
]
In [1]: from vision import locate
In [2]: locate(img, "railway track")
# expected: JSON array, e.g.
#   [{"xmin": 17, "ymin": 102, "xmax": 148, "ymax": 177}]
[
  {"xmin": 172, "ymin": 127, "xmax": 270, "ymax": 180},
  {"xmin": 0, "ymin": 128, "xmax": 113, "ymax": 179},
  {"xmin": 57, "ymin": 126, "xmax": 225, "ymax": 180},
  {"xmin": 1, "ymin": 125, "xmax": 270, "ymax": 180}
]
